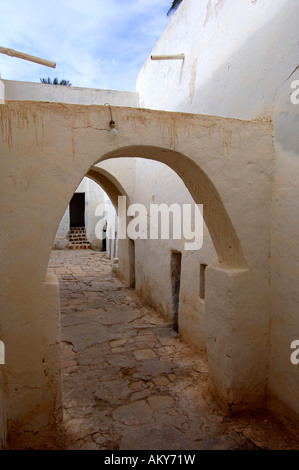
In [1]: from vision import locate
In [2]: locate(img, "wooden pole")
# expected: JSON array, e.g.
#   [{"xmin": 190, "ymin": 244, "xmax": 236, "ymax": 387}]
[
  {"xmin": 0, "ymin": 46, "xmax": 56, "ymax": 68},
  {"xmin": 151, "ymin": 54, "xmax": 185, "ymax": 60}
]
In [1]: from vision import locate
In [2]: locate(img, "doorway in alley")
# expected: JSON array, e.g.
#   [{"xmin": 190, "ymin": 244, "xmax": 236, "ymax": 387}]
[
  {"xmin": 170, "ymin": 250, "xmax": 182, "ymax": 333},
  {"xmin": 70, "ymin": 193, "xmax": 85, "ymax": 228}
]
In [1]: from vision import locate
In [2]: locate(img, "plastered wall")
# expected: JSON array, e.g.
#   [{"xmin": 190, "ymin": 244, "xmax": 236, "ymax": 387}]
[
  {"xmin": 133, "ymin": 158, "xmax": 217, "ymax": 353},
  {"xmin": 3, "ymin": 79, "xmax": 139, "ymax": 107},
  {"xmin": 136, "ymin": 0, "xmax": 299, "ymax": 422}
]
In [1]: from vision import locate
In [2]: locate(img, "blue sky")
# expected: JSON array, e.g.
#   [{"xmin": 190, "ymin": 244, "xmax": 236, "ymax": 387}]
[{"xmin": 0, "ymin": 0, "xmax": 173, "ymax": 91}]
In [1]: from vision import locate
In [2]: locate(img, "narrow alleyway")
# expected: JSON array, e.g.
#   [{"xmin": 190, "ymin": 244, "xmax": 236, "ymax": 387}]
[{"xmin": 49, "ymin": 250, "xmax": 299, "ymax": 450}]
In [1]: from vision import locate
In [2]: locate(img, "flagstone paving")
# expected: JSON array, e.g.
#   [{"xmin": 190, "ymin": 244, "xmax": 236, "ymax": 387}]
[{"xmin": 48, "ymin": 250, "xmax": 299, "ymax": 450}]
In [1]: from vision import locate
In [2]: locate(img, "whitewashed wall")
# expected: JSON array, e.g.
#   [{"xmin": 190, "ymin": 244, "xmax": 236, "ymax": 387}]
[
  {"xmin": 134, "ymin": 158, "xmax": 217, "ymax": 351},
  {"xmin": 2, "ymin": 79, "xmax": 139, "ymax": 107},
  {"xmin": 137, "ymin": 0, "xmax": 294, "ymax": 119},
  {"xmin": 136, "ymin": 0, "xmax": 299, "ymax": 421},
  {"xmin": 85, "ymin": 179, "xmax": 107, "ymax": 250}
]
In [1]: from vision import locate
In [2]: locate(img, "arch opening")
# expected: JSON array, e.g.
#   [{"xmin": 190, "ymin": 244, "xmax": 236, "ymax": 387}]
[
  {"xmin": 95, "ymin": 145, "xmax": 247, "ymax": 269},
  {"xmin": 45, "ymin": 145, "xmax": 246, "ymax": 283}
]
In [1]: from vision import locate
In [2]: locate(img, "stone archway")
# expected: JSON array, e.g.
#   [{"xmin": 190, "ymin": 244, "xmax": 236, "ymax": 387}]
[{"xmin": 0, "ymin": 101, "xmax": 274, "ymax": 448}]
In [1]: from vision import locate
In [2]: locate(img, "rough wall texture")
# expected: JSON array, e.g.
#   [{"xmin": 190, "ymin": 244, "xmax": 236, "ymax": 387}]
[
  {"xmin": 268, "ymin": 70, "xmax": 299, "ymax": 422},
  {"xmin": 137, "ymin": 0, "xmax": 293, "ymax": 119}
]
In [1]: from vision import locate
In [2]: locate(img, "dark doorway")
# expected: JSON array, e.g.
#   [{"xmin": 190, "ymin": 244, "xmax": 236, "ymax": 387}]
[
  {"xmin": 129, "ymin": 239, "xmax": 135, "ymax": 289},
  {"xmin": 199, "ymin": 263, "xmax": 207, "ymax": 300},
  {"xmin": 70, "ymin": 193, "xmax": 85, "ymax": 227},
  {"xmin": 102, "ymin": 223, "xmax": 107, "ymax": 252},
  {"xmin": 170, "ymin": 250, "xmax": 182, "ymax": 333}
]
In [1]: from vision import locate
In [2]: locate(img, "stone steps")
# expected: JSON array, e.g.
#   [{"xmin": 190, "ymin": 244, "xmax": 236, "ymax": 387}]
[{"xmin": 68, "ymin": 227, "xmax": 91, "ymax": 250}]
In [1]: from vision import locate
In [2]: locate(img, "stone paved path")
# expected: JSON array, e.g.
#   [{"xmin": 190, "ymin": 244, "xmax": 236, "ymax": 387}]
[{"xmin": 48, "ymin": 250, "xmax": 299, "ymax": 450}]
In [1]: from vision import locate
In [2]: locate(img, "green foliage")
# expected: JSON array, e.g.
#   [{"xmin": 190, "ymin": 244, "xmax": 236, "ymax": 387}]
[
  {"xmin": 40, "ymin": 77, "xmax": 72, "ymax": 86},
  {"xmin": 167, "ymin": 0, "xmax": 183, "ymax": 16}
]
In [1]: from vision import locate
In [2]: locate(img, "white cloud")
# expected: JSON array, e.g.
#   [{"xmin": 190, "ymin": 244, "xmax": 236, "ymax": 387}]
[{"xmin": 0, "ymin": 0, "xmax": 171, "ymax": 91}]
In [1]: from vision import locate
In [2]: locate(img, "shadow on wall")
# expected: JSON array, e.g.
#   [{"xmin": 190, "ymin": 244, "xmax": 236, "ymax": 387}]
[{"xmin": 139, "ymin": 2, "xmax": 297, "ymax": 122}]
